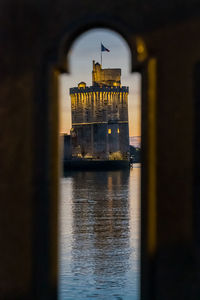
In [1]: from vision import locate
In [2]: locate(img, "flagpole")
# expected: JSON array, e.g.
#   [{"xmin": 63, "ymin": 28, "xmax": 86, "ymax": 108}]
[{"xmin": 101, "ymin": 42, "xmax": 102, "ymax": 66}]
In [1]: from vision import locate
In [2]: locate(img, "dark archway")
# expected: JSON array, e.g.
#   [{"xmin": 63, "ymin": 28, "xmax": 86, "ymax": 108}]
[{"xmin": 34, "ymin": 17, "xmax": 156, "ymax": 300}]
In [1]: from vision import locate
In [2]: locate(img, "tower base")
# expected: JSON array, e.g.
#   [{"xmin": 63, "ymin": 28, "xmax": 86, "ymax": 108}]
[{"xmin": 63, "ymin": 159, "xmax": 130, "ymax": 170}]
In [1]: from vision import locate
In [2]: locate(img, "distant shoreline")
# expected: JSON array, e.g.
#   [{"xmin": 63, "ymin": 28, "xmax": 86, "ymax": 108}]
[{"xmin": 129, "ymin": 136, "xmax": 141, "ymax": 148}]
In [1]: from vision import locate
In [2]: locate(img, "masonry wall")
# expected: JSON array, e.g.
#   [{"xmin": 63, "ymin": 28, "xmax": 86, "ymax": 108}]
[
  {"xmin": 70, "ymin": 87, "xmax": 129, "ymax": 159},
  {"xmin": 1, "ymin": 0, "xmax": 200, "ymax": 299}
]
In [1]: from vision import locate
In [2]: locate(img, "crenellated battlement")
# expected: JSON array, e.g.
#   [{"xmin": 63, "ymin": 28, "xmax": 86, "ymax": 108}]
[{"xmin": 70, "ymin": 86, "xmax": 129, "ymax": 94}]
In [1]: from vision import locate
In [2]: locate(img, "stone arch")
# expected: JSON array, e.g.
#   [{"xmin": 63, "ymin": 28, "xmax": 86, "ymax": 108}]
[
  {"xmin": 51, "ymin": 17, "xmax": 148, "ymax": 74},
  {"xmin": 41, "ymin": 19, "xmax": 152, "ymax": 300}
]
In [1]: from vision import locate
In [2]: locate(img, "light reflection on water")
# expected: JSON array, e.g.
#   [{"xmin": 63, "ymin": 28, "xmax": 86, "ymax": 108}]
[{"xmin": 59, "ymin": 165, "xmax": 140, "ymax": 300}]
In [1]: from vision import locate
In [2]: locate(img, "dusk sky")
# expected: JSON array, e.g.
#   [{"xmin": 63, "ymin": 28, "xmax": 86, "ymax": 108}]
[{"xmin": 59, "ymin": 28, "xmax": 141, "ymax": 137}]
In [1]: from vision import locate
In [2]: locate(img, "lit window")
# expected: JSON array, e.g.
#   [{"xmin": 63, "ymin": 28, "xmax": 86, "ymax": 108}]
[
  {"xmin": 108, "ymin": 129, "xmax": 111, "ymax": 134},
  {"xmin": 117, "ymin": 128, "xmax": 120, "ymax": 133}
]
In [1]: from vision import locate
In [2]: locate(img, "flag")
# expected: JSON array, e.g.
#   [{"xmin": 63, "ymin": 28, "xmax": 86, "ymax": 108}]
[{"xmin": 101, "ymin": 43, "xmax": 110, "ymax": 52}]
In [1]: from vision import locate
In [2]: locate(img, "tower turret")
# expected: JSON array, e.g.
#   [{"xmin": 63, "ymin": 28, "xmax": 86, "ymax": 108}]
[
  {"xmin": 92, "ymin": 60, "xmax": 121, "ymax": 87},
  {"xmin": 69, "ymin": 61, "xmax": 129, "ymax": 160}
]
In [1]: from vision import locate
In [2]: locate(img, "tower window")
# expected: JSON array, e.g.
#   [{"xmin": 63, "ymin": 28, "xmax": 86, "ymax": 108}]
[
  {"xmin": 117, "ymin": 128, "xmax": 120, "ymax": 133},
  {"xmin": 108, "ymin": 128, "xmax": 111, "ymax": 134}
]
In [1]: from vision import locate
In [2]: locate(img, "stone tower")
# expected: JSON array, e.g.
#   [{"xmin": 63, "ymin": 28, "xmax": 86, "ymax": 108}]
[{"xmin": 70, "ymin": 61, "xmax": 129, "ymax": 160}]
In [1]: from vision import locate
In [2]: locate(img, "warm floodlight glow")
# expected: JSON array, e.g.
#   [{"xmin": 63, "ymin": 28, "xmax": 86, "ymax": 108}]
[
  {"xmin": 136, "ymin": 36, "xmax": 148, "ymax": 62},
  {"xmin": 69, "ymin": 60, "xmax": 129, "ymax": 160},
  {"xmin": 78, "ymin": 82, "xmax": 86, "ymax": 89},
  {"xmin": 117, "ymin": 128, "xmax": 120, "ymax": 133},
  {"xmin": 137, "ymin": 44, "xmax": 144, "ymax": 54}
]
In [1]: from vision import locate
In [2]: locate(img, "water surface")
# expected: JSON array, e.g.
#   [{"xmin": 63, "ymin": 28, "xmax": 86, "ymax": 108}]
[{"xmin": 59, "ymin": 165, "xmax": 140, "ymax": 300}]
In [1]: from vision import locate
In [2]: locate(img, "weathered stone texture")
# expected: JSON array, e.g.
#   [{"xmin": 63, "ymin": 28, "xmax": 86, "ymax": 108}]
[{"xmin": 70, "ymin": 62, "xmax": 129, "ymax": 159}]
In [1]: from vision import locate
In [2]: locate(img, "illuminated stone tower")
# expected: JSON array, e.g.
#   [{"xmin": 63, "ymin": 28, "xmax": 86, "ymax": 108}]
[{"xmin": 69, "ymin": 61, "xmax": 129, "ymax": 160}]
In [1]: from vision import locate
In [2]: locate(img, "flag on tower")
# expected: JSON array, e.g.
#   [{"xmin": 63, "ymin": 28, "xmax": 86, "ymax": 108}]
[{"xmin": 101, "ymin": 43, "xmax": 110, "ymax": 52}]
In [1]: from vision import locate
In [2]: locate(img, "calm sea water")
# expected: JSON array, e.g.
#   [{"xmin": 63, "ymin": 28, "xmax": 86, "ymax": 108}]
[{"xmin": 59, "ymin": 165, "xmax": 140, "ymax": 300}]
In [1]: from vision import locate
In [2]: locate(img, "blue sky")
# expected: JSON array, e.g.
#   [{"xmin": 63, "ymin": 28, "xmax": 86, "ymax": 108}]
[{"xmin": 59, "ymin": 28, "xmax": 141, "ymax": 137}]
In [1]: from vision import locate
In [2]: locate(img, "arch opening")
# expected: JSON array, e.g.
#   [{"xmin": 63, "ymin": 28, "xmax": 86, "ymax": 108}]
[{"xmin": 58, "ymin": 28, "xmax": 141, "ymax": 300}]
